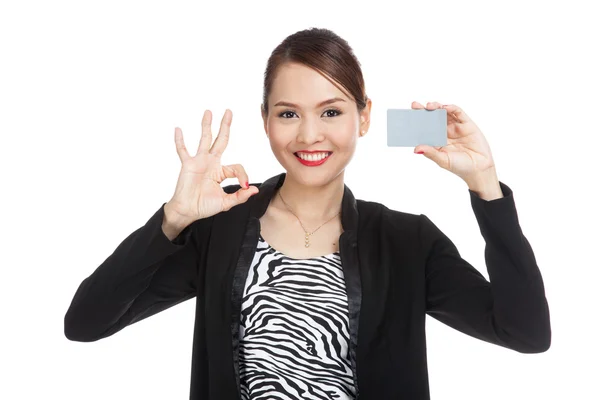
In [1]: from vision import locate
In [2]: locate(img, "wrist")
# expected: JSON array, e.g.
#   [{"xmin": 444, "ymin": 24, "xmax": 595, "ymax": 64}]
[
  {"xmin": 465, "ymin": 168, "xmax": 503, "ymax": 201},
  {"xmin": 163, "ymin": 202, "xmax": 193, "ymax": 235}
]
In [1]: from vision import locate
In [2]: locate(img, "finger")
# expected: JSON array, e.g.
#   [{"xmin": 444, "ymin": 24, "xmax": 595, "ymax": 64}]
[
  {"xmin": 222, "ymin": 186, "xmax": 259, "ymax": 212},
  {"xmin": 426, "ymin": 101, "xmax": 444, "ymax": 110},
  {"xmin": 210, "ymin": 109, "xmax": 232, "ymax": 156},
  {"xmin": 174, "ymin": 127, "xmax": 191, "ymax": 163},
  {"xmin": 441, "ymin": 104, "xmax": 471, "ymax": 123},
  {"xmin": 411, "ymin": 101, "xmax": 425, "ymax": 109},
  {"xmin": 222, "ymin": 163, "xmax": 250, "ymax": 189},
  {"xmin": 196, "ymin": 110, "xmax": 213, "ymax": 155}
]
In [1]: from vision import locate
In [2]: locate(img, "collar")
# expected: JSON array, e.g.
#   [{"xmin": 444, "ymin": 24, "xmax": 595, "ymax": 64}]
[{"xmin": 248, "ymin": 172, "xmax": 359, "ymax": 241}]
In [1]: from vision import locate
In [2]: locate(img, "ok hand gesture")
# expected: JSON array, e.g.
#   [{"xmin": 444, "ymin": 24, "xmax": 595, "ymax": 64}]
[{"xmin": 167, "ymin": 109, "xmax": 259, "ymax": 223}]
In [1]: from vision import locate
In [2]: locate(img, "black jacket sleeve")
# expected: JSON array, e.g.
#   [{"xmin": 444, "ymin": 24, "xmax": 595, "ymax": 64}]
[
  {"xmin": 421, "ymin": 181, "xmax": 551, "ymax": 353},
  {"xmin": 64, "ymin": 202, "xmax": 211, "ymax": 342}
]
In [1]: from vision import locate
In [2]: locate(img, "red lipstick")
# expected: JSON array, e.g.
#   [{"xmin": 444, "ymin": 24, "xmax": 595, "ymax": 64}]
[{"xmin": 294, "ymin": 151, "xmax": 332, "ymax": 167}]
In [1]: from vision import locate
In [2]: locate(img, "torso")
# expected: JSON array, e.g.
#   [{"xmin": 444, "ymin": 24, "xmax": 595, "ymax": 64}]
[
  {"xmin": 259, "ymin": 200, "xmax": 343, "ymax": 259},
  {"xmin": 241, "ymin": 210, "xmax": 355, "ymax": 398}
]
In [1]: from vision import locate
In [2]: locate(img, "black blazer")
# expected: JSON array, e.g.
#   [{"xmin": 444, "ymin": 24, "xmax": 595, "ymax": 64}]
[{"xmin": 64, "ymin": 172, "xmax": 551, "ymax": 399}]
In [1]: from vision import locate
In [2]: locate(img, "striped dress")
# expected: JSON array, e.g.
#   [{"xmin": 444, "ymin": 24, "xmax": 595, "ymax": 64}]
[{"xmin": 238, "ymin": 234, "xmax": 357, "ymax": 400}]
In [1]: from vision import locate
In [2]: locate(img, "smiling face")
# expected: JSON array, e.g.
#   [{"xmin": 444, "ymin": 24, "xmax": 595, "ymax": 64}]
[{"xmin": 261, "ymin": 62, "xmax": 371, "ymax": 187}]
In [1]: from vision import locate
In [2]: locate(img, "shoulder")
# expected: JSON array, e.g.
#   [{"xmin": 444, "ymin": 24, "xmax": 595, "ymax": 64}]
[
  {"xmin": 356, "ymin": 199, "xmax": 445, "ymax": 257},
  {"xmin": 356, "ymin": 198, "xmax": 423, "ymax": 232}
]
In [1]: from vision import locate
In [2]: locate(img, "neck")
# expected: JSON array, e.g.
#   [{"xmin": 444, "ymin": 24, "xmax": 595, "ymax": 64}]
[{"xmin": 276, "ymin": 171, "xmax": 345, "ymax": 223}]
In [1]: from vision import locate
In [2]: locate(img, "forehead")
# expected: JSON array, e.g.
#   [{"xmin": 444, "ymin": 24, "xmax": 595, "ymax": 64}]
[{"xmin": 269, "ymin": 62, "xmax": 352, "ymax": 105}]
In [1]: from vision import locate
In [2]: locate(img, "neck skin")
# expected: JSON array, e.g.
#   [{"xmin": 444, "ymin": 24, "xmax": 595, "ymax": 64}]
[{"xmin": 274, "ymin": 171, "xmax": 345, "ymax": 224}]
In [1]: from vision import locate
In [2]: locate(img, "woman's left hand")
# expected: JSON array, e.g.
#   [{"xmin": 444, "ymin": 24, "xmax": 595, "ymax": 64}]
[{"xmin": 412, "ymin": 101, "xmax": 496, "ymax": 185}]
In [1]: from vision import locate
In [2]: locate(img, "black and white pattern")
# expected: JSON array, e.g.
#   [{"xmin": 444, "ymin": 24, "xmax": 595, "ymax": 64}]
[{"xmin": 238, "ymin": 234, "xmax": 356, "ymax": 399}]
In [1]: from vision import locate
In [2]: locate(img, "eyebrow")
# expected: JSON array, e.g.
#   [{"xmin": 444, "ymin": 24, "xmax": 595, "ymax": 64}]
[{"xmin": 273, "ymin": 97, "xmax": 346, "ymax": 108}]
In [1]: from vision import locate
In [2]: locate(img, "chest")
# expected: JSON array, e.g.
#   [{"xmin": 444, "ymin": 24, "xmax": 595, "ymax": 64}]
[{"xmin": 258, "ymin": 213, "xmax": 343, "ymax": 259}]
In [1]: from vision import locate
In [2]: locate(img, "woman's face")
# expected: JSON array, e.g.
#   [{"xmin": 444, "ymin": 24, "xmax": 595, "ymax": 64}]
[{"xmin": 262, "ymin": 62, "xmax": 371, "ymax": 187}]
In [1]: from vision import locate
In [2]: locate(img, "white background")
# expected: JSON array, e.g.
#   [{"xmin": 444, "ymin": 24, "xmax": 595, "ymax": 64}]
[{"xmin": 1, "ymin": 0, "xmax": 598, "ymax": 399}]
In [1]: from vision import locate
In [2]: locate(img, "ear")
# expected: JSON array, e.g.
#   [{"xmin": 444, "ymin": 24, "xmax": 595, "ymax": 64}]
[
  {"xmin": 359, "ymin": 97, "xmax": 372, "ymax": 137},
  {"xmin": 261, "ymin": 104, "xmax": 268, "ymax": 137}
]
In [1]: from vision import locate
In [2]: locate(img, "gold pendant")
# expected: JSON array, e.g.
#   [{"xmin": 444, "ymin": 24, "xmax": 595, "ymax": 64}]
[{"xmin": 305, "ymin": 232, "xmax": 310, "ymax": 247}]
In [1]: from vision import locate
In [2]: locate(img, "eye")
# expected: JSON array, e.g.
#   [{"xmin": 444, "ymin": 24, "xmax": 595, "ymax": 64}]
[
  {"xmin": 323, "ymin": 108, "xmax": 342, "ymax": 117},
  {"xmin": 279, "ymin": 111, "xmax": 296, "ymax": 119},
  {"xmin": 277, "ymin": 108, "xmax": 343, "ymax": 119}
]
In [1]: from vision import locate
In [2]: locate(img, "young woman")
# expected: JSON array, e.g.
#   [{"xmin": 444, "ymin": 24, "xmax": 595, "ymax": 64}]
[{"xmin": 64, "ymin": 28, "xmax": 551, "ymax": 399}]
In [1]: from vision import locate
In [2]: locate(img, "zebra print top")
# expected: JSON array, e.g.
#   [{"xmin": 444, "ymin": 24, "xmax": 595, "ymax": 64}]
[{"xmin": 238, "ymin": 233, "xmax": 357, "ymax": 400}]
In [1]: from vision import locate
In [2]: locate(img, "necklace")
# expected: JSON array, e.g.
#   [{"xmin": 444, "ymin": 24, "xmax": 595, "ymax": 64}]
[{"xmin": 278, "ymin": 190, "xmax": 341, "ymax": 248}]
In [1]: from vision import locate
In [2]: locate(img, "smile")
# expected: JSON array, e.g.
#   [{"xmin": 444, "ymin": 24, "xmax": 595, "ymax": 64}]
[{"xmin": 294, "ymin": 151, "xmax": 333, "ymax": 166}]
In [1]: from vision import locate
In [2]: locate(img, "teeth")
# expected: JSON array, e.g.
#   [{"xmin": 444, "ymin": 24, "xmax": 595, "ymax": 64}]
[{"xmin": 297, "ymin": 152, "xmax": 330, "ymax": 161}]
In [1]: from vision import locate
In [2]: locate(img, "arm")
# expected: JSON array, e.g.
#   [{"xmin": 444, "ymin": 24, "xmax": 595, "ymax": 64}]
[
  {"xmin": 421, "ymin": 181, "xmax": 551, "ymax": 353},
  {"xmin": 64, "ymin": 202, "xmax": 212, "ymax": 342}
]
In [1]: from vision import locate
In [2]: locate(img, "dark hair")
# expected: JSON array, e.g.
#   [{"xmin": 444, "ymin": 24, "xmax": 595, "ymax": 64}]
[{"xmin": 261, "ymin": 27, "xmax": 368, "ymax": 116}]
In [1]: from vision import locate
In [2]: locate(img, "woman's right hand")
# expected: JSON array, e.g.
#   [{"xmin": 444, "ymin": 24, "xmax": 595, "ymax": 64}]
[{"xmin": 166, "ymin": 109, "xmax": 259, "ymax": 223}]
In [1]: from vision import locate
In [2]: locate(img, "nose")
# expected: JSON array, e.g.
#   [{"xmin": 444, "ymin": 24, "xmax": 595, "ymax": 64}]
[{"xmin": 296, "ymin": 119, "xmax": 325, "ymax": 145}]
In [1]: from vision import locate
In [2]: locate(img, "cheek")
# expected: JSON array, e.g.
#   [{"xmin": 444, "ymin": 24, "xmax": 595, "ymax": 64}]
[
  {"xmin": 338, "ymin": 136, "xmax": 358, "ymax": 152},
  {"xmin": 334, "ymin": 122, "xmax": 359, "ymax": 149},
  {"xmin": 267, "ymin": 118, "xmax": 283, "ymax": 135},
  {"xmin": 267, "ymin": 132, "xmax": 289, "ymax": 155},
  {"xmin": 267, "ymin": 125, "xmax": 285, "ymax": 144},
  {"xmin": 337, "ymin": 115, "xmax": 359, "ymax": 136},
  {"xmin": 267, "ymin": 121, "xmax": 294, "ymax": 148}
]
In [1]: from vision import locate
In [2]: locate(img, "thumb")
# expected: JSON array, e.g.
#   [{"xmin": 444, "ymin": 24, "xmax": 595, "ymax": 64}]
[{"xmin": 222, "ymin": 186, "xmax": 259, "ymax": 211}]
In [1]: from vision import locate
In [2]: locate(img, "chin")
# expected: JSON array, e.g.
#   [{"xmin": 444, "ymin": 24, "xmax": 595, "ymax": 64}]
[{"xmin": 285, "ymin": 164, "xmax": 345, "ymax": 187}]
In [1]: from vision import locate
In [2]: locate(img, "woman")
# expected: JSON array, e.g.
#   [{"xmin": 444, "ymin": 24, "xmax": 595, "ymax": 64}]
[{"xmin": 64, "ymin": 28, "xmax": 551, "ymax": 399}]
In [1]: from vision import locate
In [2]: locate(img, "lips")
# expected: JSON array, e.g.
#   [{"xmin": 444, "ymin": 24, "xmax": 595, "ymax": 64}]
[{"xmin": 294, "ymin": 152, "xmax": 332, "ymax": 166}]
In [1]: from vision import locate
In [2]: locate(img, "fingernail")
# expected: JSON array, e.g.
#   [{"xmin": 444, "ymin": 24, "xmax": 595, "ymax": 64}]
[
  {"xmin": 416, "ymin": 151, "xmax": 424, "ymax": 154},
  {"xmin": 245, "ymin": 181, "xmax": 249, "ymax": 188}
]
